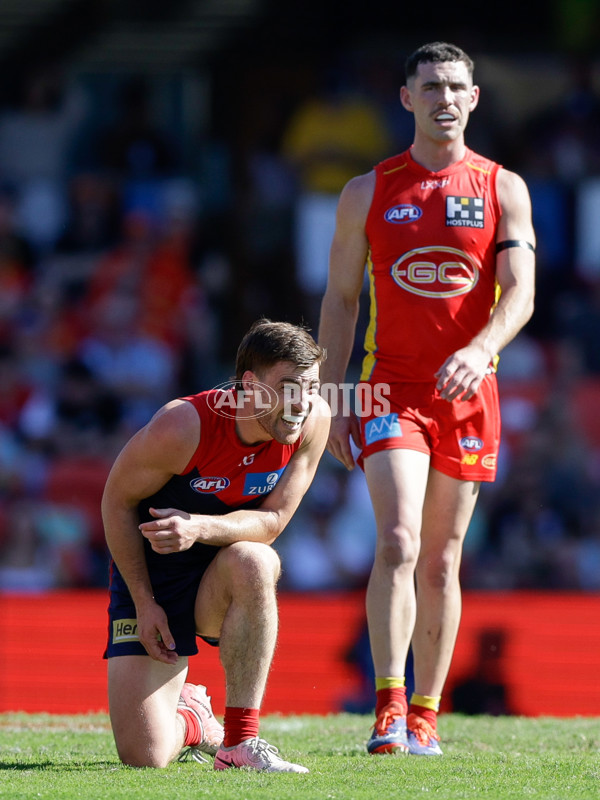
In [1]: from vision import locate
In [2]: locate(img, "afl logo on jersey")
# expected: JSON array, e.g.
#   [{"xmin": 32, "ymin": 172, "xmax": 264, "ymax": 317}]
[
  {"xmin": 385, "ymin": 204, "xmax": 422, "ymax": 224},
  {"xmin": 391, "ymin": 246, "xmax": 479, "ymax": 298},
  {"xmin": 190, "ymin": 476, "xmax": 230, "ymax": 494},
  {"xmin": 460, "ymin": 436, "xmax": 483, "ymax": 451}
]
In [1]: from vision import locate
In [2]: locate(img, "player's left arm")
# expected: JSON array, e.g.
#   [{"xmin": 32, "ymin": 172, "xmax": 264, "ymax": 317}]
[
  {"xmin": 436, "ymin": 168, "xmax": 535, "ymax": 401},
  {"xmin": 140, "ymin": 395, "xmax": 331, "ymax": 552}
]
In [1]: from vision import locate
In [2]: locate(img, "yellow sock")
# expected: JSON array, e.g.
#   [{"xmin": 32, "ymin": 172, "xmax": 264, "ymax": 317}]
[
  {"xmin": 410, "ymin": 693, "xmax": 441, "ymax": 712},
  {"xmin": 375, "ymin": 677, "xmax": 405, "ymax": 691}
]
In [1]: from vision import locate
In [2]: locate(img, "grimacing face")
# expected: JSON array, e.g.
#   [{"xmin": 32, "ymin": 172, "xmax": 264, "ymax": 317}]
[
  {"xmin": 400, "ymin": 60, "xmax": 479, "ymax": 144},
  {"xmin": 242, "ymin": 360, "xmax": 321, "ymax": 444}
]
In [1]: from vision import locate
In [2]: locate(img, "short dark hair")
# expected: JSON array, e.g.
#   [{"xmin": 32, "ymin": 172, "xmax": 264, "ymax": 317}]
[
  {"xmin": 235, "ymin": 319, "xmax": 325, "ymax": 381},
  {"xmin": 405, "ymin": 42, "xmax": 474, "ymax": 82}
]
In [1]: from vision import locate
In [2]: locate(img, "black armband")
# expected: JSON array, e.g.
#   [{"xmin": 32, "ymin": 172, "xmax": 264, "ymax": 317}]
[{"xmin": 496, "ymin": 239, "xmax": 535, "ymax": 254}]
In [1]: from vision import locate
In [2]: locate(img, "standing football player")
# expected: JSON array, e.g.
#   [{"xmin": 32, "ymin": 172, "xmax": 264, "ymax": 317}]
[{"xmin": 319, "ymin": 41, "xmax": 535, "ymax": 755}]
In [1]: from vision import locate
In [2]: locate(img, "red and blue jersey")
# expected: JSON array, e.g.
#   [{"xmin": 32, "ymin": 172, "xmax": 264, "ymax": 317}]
[
  {"xmin": 137, "ymin": 389, "xmax": 302, "ymax": 522},
  {"xmin": 107, "ymin": 389, "xmax": 303, "ymax": 657}
]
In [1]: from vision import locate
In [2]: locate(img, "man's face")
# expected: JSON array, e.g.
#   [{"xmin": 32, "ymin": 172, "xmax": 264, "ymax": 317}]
[
  {"xmin": 242, "ymin": 360, "xmax": 321, "ymax": 444},
  {"xmin": 400, "ymin": 60, "xmax": 479, "ymax": 144}
]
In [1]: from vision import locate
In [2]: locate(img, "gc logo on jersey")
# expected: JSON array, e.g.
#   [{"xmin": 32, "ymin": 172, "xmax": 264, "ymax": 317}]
[
  {"xmin": 191, "ymin": 476, "xmax": 230, "ymax": 493},
  {"xmin": 482, "ymin": 454, "xmax": 497, "ymax": 470},
  {"xmin": 391, "ymin": 246, "xmax": 479, "ymax": 298},
  {"xmin": 446, "ymin": 196, "xmax": 484, "ymax": 228},
  {"xmin": 385, "ymin": 204, "xmax": 422, "ymax": 224}
]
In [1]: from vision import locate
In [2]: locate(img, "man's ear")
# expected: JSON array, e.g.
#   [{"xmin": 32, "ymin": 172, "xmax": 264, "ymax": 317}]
[
  {"xmin": 469, "ymin": 84, "xmax": 480, "ymax": 112},
  {"xmin": 400, "ymin": 85, "xmax": 413, "ymax": 112},
  {"xmin": 241, "ymin": 370, "xmax": 257, "ymax": 392}
]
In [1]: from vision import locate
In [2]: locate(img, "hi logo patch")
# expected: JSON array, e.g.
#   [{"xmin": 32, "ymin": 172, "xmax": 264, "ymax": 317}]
[{"xmin": 446, "ymin": 196, "xmax": 484, "ymax": 228}]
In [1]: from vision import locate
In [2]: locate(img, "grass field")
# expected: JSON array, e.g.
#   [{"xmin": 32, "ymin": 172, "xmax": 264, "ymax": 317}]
[{"xmin": 1, "ymin": 712, "xmax": 598, "ymax": 800}]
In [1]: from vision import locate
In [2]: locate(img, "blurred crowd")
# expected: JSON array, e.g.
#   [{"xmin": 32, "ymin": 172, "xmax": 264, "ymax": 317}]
[{"xmin": 0, "ymin": 51, "xmax": 600, "ymax": 593}]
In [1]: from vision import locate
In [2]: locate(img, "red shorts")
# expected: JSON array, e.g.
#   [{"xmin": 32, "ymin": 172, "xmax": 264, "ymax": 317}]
[{"xmin": 358, "ymin": 374, "xmax": 500, "ymax": 482}]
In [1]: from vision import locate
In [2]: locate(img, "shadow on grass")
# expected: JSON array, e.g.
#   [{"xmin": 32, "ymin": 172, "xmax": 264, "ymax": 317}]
[{"xmin": 0, "ymin": 760, "xmax": 120, "ymax": 771}]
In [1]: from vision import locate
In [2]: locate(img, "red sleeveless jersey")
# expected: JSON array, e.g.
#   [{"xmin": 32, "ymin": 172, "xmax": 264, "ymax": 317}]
[
  {"xmin": 136, "ymin": 389, "xmax": 303, "ymax": 523},
  {"xmin": 361, "ymin": 147, "xmax": 502, "ymax": 383}
]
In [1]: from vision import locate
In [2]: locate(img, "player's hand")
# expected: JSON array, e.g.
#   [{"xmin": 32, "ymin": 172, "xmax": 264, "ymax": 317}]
[
  {"xmin": 434, "ymin": 344, "xmax": 491, "ymax": 402},
  {"xmin": 136, "ymin": 599, "xmax": 178, "ymax": 664},
  {"xmin": 326, "ymin": 411, "xmax": 362, "ymax": 471},
  {"xmin": 139, "ymin": 508, "xmax": 198, "ymax": 553}
]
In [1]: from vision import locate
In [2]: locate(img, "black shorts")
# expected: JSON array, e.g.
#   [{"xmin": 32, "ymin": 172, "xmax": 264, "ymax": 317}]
[{"xmin": 104, "ymin": 541, "xmax": 220, "ymax": 658}]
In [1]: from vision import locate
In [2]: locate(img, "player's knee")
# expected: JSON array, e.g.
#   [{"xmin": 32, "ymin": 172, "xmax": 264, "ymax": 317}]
[
  {"xmin": 418, "ymin": 549, "xmax": 461, "ymax": 590},
  {"xmin": 223, "ymin": 540, "xmax": 281, "ymax": 587},
  {"xmin": 116, "ymin": 741, "xmax": 172, "ymax": 769},
  {"xmin": 118, "ymin": 753, "xmax": 170, "ymax": 768},
  {"xmin": 377, "ymin": 524, "xmax": 419, "ymax": 568}
]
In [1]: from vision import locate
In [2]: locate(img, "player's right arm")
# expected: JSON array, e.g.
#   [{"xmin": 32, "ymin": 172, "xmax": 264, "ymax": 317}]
[
  {"xmin": 318, "ymin": 171, "xmax": 375, "ymax": 470},
  {"xmin": 101, "ymin": 400, "xmax": 199, "ymax": 663}
]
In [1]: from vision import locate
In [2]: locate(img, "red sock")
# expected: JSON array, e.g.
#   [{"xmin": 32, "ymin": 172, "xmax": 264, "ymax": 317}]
[
  {"xmin": 408, "ymin": 703, "xmax": 437, "ymax": 730},
  {"xmin": 375, "ymin": 687, "xmax": 407, "ymax": 717},
  {"xmin": 223, "ymin": 707, "xmax": 260, "ymax": 747},
  {"xmin": 177, "ymin": 707, "xmax": 203, "ymax": 746}
]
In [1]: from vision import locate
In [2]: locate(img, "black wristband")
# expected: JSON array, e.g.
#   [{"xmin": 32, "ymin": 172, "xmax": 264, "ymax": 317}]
[{"xmin": 496, "ymin": 239, "xmax": 535, "ymax": 253}]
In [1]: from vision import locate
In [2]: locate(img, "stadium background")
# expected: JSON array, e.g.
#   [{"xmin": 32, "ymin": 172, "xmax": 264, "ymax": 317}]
[{"xmin": 0, "ymin": 0, "xmax": 600, "ymax": 716}]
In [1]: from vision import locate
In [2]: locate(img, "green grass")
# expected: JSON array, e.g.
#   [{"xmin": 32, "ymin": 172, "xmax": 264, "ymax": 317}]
[{"xmin": 1, "ymin": 713, "xmax": 599, "ymax": 800}]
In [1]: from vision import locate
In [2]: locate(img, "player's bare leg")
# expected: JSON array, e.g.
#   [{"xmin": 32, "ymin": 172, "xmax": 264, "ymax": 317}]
[
  {"xmin": 108, "ymin": 655, "xmax": 189, "ymax": 767},
  {"xmin": 412, "ymin": 471, "xmax": 479, "ymax": 695},
  {"xmin": 364, "ymin": 449, "xmax": 429, "ymax": 753},
  {"xmin": 195, "ymin": 541, "xmax": 307, "ymax": 772},
  {"xmin": 408, "ymin": 470, "xmax": 479, "ymax": 755},
  {"xmin": 195, "ymin": 540, "xmax": 281, "ymax": 708},
  {"xmin": 364, "ymin": 448, "xmax": 430, "ymax": 677}
]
